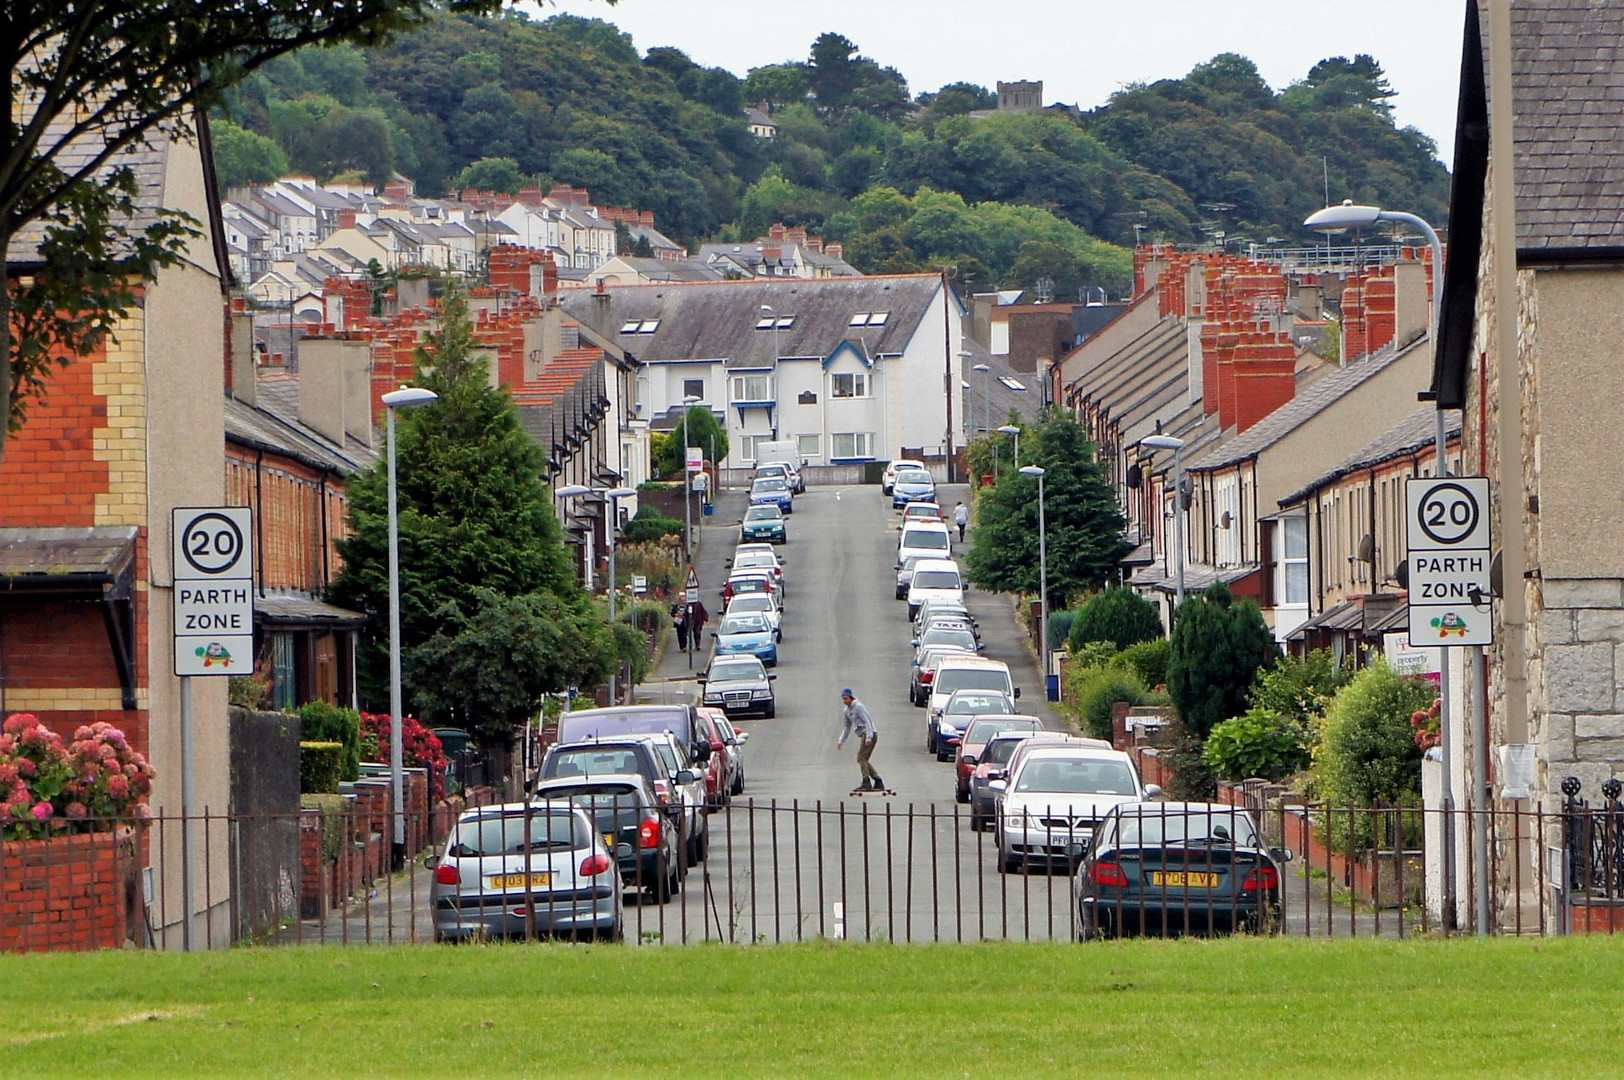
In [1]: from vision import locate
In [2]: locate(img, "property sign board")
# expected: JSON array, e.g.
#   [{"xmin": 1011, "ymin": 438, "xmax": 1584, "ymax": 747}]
[
  {"xmin": 172, "ymin": 507, "xmax": 255, "ymax": 676},
  {"xmin": 1405, "ymin": 477, "xmax": 1493, "ymax": 647},
  {"xmin": 686, "ymin": 446, "xmax": 703, "ymax": 471},
  {"xmin": 1382, "ymin": 632, "xmax": 1440, "ymax": 678}
]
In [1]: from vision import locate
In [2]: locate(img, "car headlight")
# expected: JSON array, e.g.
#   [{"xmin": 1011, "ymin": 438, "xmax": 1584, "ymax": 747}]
[{"xmin": 751, "ymin": 689, "xmax": 773, "ymax": 699}]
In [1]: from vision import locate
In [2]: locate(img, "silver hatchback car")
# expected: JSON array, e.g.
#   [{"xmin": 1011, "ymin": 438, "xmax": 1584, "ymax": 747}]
[{"xmin": 430, "ymin": 802, "xmax": 624, "ymax": 942}]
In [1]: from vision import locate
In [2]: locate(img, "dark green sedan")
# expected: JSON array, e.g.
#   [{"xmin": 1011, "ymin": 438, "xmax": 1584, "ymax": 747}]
[{"xmin": 739, "ymin": 505, "xmax": 787, "ymax": 544}]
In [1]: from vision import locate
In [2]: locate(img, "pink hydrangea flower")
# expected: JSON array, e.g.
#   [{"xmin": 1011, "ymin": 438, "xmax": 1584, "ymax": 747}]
[
  {"xmin": 65, "ymin": 802, "xmax": 88, "ymax": 820},
  {"xmin": 107, "ymin": 775, "xmax": 130, "ymax": 800},
  {"xmin": 30, "ymin": 801, "xmax": 53, "ymax": 821},
  {"xmin": 16, "ymin": 757, "xmax": 36, "ymax": 779}
]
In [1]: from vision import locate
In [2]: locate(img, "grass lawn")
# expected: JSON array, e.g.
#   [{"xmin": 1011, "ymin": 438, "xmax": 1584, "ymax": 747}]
[{"xmin": 2, "ymin": 935, "xmax": 1610, "ymax": 1078}]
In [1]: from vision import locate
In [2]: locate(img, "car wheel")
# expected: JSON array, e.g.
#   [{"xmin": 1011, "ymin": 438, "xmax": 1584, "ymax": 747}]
[
  {"xmin": 936, "ymin": 745, "xmax": 951, "ymax": 763},
  {"xmin": 926, "ymin": 727, "xmax": 935, "ymax": 754},
  {"xmin": 956, "ymin": 787, "xmax": 969, "ymax": 804},
  {"xmin": 648, "ymin": 857, "xmax": 672, "ymax": 903},
  {"xmin": 692, "ymin": 828, "xmax": 709, "ymax": 864},
  {"xmin": 764, "ymin": 703, "xmax": 776, "ymax": 719}
]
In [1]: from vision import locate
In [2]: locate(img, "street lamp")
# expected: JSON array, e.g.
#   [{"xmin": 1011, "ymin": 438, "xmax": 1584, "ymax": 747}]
[
  {"xmin": 681, "ymin": 394, "xmax": 700, "ymax": 558},
  {"xmin": 972, "ymin": 362, "xmax": 991, "ymax": 438},
  {"xmin": 997, "ymin": 424, "xmax": 1022, "ymax": 469},
  {"xmin": 1141, "ymin": 434, "xmax": 1186, "ymax": 610},
  {"xmin": 558, "ymin": 484, "xmax": 639, "ymax": 702},
  {"xmin": 1305, "ymin": 199, "xmax": 1462, "ymax": 927},
  {"xmin": 1019, "ymin": 465, "xmax": 1049, "ymax": 686},
  {"xmin": 381, "ymin": 384, "xmax": 438, "ymax": 870}
]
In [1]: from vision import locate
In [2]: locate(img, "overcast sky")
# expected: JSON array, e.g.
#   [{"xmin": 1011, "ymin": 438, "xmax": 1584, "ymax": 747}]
[{"xmin": 531, "ymin": 0, "xmax": 1466, "ymax": 169}]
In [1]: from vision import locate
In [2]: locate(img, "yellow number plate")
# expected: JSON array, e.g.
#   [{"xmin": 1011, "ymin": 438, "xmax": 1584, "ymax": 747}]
[
  {"xmin": 603, "ymin": 833, "xmax": 618, "ymax": 849},
  {"xmin": 489, "ymin": 873, "xmax": 552, "ymax": 889},
  {"xmin": 1151, "ymin": 871, "xmax": 1219, "ymax": 888}
]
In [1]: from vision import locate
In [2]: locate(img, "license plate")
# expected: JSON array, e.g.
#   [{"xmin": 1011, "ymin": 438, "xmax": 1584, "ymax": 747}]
[
  {"xmin": 603, "ymin": 833, "xmax": 617, "ymax": 849},
  {"xmin": 489, "ymin": 873, "xmax": 552, "ymax": 889},
  {"xmin": 1151, "ymin": 871, "xmax": 1219, "ymax": 888}
]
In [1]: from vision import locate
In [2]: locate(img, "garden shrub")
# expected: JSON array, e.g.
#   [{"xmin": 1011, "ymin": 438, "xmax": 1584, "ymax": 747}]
[
  {"xmin": 1166, "ymin": 583, "xmax": 1277, "ymax": 739},
  {"xmin": 1068, "ymin": 667, "xmax": 1147, "ymax": 741},
  {"xmin": 296, "ymin": 701, "xmax": 362, "ymax": 782},
  {"xmin": 299, "ymin": 741, "xmax": 343, "ymax": 794},
  {"xmin": 1313, "ymin": 659, "xmax": 1434, "ymax": 852},
  {"xmin": 1069, "ymin": 587, "xmax": 1163, "ymax": 651},
  {"xmin": 1069, "ymin": 639, "xmax": 1118, "ymax": 671},
  {"xmin": 1047, "ymin": 608, "xmax": 1077, "ymax": 651},
  {"xmin": 623, "ymin": 511, "xmax": 684, "ymax": 544},
  {"xmin": 1203, "ymin": 706, "xmax": 1310, "ymax": 782},
  {"xmin": 1249, "ymin": 648, "xmax": 1350, "ymax": 733},
  {"xmin": 0, "ymin": 713, "xmax": 155, "ymax": 837},
  {"xmin": 1111, "ymin": 638, "xmax": 1171, "ymax": 690}
]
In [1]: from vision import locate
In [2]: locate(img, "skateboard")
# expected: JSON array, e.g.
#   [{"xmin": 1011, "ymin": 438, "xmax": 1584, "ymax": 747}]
[{"xmin": 848, "ymin": 787, "xmax": 898, "ymax": 797}]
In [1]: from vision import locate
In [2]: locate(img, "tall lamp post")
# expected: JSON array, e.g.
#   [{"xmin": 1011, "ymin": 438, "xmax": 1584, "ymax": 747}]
[
  {"xmin": 1019, "ymin": 464, "xmax": 1049, "ymax": 685},
  {"xmin": 972, "ymin": 362, "xmax": 991, "ymax": 438},
  {"xmin": 381, "ymin": 384, "xmax": 438, "ymax": 870},
  {"xmin": 1141, "ymin": 434, "xmax": 1186, "ymax": 610},
  {"xmin": 997, "ymin": 424, "xmax": 1022, "ymax": 470},
  {"xmin": 558, "ymin": 484, "xmax": 639, "ymax": 702},
  {"xmin": 1304, "ymin": 199, "xmax": 1466, "ymax": 929},
  {"xmin": 681, "ymin": 394, "xmax": 700, "ymax": 559}
]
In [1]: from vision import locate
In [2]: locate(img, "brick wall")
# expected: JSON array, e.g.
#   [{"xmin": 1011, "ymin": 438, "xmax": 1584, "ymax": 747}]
[
  {"xmin": 0, "ymin": 830, "xmax": 141, "ymax": 951},
  {"xmin": 225, "ymin": 446, "xmax": 352, "ymax": 595}
]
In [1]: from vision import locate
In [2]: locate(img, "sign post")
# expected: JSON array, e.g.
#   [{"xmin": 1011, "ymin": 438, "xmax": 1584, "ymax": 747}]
[
  {"xmin": 172, "ymin": 507, "xmax": 254, "ymax": 951},
  {"xmin": 685, "ymin": 567, "xmax": 700, "ymax": 669},
  {"xmin": 1405, "ymin": 477, "xmax": 1493, "ymax": 647}
]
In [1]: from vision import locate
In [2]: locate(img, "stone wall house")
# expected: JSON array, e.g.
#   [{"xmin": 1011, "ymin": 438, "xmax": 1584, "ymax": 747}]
[{"xmin": 1431, "ymin": 0, "xmax": 1624, "ymax": 929}]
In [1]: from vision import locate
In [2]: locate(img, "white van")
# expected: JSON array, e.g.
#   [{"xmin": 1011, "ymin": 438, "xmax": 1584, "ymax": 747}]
[
  {"xmin": 897, "ymin": 521, "xmax": 952, "ymax": 566},
  {"xmin": 905, "ymin": 558, "xmax": 963, "ymax": 620},
  {"xmin": 754, "ymin": 440, "xmax": 806, "ymax": 492},
  {"xmin": 928, "ymin": 655, "xmax": 1017, "ymax": 724}
]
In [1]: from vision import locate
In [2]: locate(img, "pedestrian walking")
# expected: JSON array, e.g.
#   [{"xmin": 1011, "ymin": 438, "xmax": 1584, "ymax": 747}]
[
  {"xmin": 672, "ymin": 602, "xmax": 689, "ymax": 652},
  {"xmin": 836, "ymin": 688, "xmax": 884, "ymax": 793},
  {"xmin": 690, "ymin": 599, "xmax": 709, "ymax": 643},
  {"xmin": 953, "ymin": 500, "xmax": 969, "ymax": 542}
]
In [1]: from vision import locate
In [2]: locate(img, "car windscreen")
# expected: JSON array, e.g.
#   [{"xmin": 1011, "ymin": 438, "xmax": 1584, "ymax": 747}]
[
  {"xmin": 752, "ymin": 479, "xmax": 787, "ymax": 493},
  {"xmin": 719, "ymin": 614, "xmax": 769, "ymax": 634},
  {"xmin": 728, "ymin": 596, "xmax": 773, "ymax": 613},
  {"xmin": 544, "ymin": 747, "xmax": 647, "ymax": 779},
  {"xmin": 912, "ymin": 570, "xmax": 961, "ymax": 589},
  {"xmin": 902, "ymin": 530, "xmax": 949, "ymax": 551},
  {"xmin": 923, "ymin": 629, "xmax": 976, "ymax": 651},
  {"xmin": 557, "ymin": 710, "xmax": 688, "ymax": 745},
  {"xmin": 735, "ymin": 554, "xmax": 776, "ymax": 570},
  {"xmin": 539, "ymin": 786, "xmax": 647, "ymax": 829},
  {"xmin": 935, "ymin": 668, "xmax": 1012, "ymax": 696},
  {"xmin": 966, "ymin": 718, "xmax": 1041, "ymax": 744},
  {"xmin": 1114, "ymin": 809, "xmax": 1260, "ymax": 847},
  {"xmin": 449, "ymin": 811, "xmax": 586, "ymax": 856},
  {"xmin": 945, "ymin": 693, "xmax": 1012, "ymax": 715},
  {"xmin": 709, "ymin": 660, "xmax": 764, "ymax": 682},
  {"xmin": 1014, "ymin": 758, "xmax": 1138, "ymax": 796},
  {"xmin": 897, "ymin": 470, "xmax": 932, "ymax": 484},
  {"xmin": 744, "ymin": 506, "xmax": 782, "ymax": 521}
]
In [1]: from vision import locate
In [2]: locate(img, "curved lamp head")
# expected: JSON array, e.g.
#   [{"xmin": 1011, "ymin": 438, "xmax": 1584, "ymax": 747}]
[
  {"xmin": 1019, "ymin": 465, "xmax": 1046, "ymax": 478},
  {"xmin": 381, "ymin": 386, "xmax": 438, "ymax": 409},
  {"xmin": 972, "ymin": 363, "xmax": 991, "ymax": 373},
  {"xmin": 996, "ymin": 425, "xmax": 1021, "ymax": 436},
  {"xmin": 606, "ymin": 486, "xmax": 638, "ymax": 499},
  {"xmin": 1140, "ymin": 434, "xmax": 1185, "ymax": 452},
  {"xmin": 1303, "ymin": 200, "xmax": 1384, "ymax": 232},
  {"xmin": 555, "ymin": 485, "xmax": 592, "ymax": 498},
  {"xmin": 682, "ymin": 395, "xmax": 700, "ymax": 405}
]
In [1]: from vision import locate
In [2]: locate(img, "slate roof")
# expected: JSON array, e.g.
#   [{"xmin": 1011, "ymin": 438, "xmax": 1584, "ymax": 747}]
[
  {"xmin": 227, "ymin": 379, "xmax": 378, "ymax": 474},
  {"xmin": 7, "ymin": 127, "xmax": 171, "ymax": 266},
  {"xmin": 1278, "ymin": 405, "xmax": 1464, "ymax": 507},
  {"xmin": 1512, "ymin": 0, "xmax": 1624, "ymax": 252},
  {"xmin": 960, "ymin": 339, "xmax": 1042, "ymax": 426},
  {"xmin": 557, "ymin": 275, "xmax": 944, "ymax": 370},
  {"xmin": 607, "ymin": 257, "xmax": 725, "ymax": 283},
  {"xmin": 256, "ymin": 592, "xmax": 367, "ymax": 627},
  {"xmin": 1186, "ymin": 333, "xmax": 1426, "ymax": 473},
  {"xmin": 1066, "ymin": 313, "xmax": 1190, "ymax": 436},
  {"xmin": 0, "ymin": 526, "xmax": 139, "ymax": 581}
]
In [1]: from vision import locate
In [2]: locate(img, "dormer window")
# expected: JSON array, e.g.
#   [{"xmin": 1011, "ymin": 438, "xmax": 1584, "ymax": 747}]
[
  {"xmin": 849, "ymin": 311, "xmax": 890, "ymax": 327},
  {"xmin": 757, "ymin": 314, "xmax": 795, "ymax": 329}
]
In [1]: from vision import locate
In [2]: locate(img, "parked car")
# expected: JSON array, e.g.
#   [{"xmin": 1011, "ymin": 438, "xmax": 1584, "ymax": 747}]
[
  {"xmin": 551, "ymin": 704, "xmax": 712, "ymax": 771},
  {"xmin": 931, "ymin": 689, "xmax": 1017, "ymax": 761},
  {"xmin": 900, "ymin": 502, "xmax": 944, "ymax": 526},
  {"xmin": 638, "ymin": 732, "xmax": 712, "ymax": 866},
  {"xmin": 713, "ymin": 610, "xmax": 778, "ymax": 665},
  {"xmin": 968, "ymin": 731, "xmax": 1039, "ymax": 831},
  {"xmin": 731, "ymin": 548, "xmax": 785, "ymax": 594},
  {"xmin": 895, "ymin": 555, "xmax": 931, "ymax": 600},
  {"xmin": 691, "ymin": 708, "xmax": 731, "ymax": 807},
  {"xmin": 927, "ymin": 656, "xmax": 1017, "ymax": 727},
  {"xmin": 882, "ymin": 458, "xmax": 925, "ymax": 495},
  {"xmin": 905, "ymin": 558, "xmax": 963, "ymax": 621},
  {"xmin": 909, "ymin": 644, "xmax": 977, "ymax": 706},
  {"xmin": 538, "ymin": 735, "xmax": 709, "ymax": 867},
  {"xmin": 913, "ymin": 599, "xmax": 979, "ymax": 640},
  {"xmin": 750, "ymin": 476, "xmax": 794, "ymax": 513},
  {"xmin": 725, "ymin": 593, "xmax": 782, "ymax": 639},
  {"xmin": 955, "ymin": 715, "xmax": 1045, "ymax": 803},
  {"xmin": 993, "ymin": 744, "xmax": 1149, "ymax": 873},
  {"xmin": 897, "ymin": 521, "xmax": 952, "ymax": 565},
  {"xmin": 739, "ymin": 505, "xmax": 787, "ymax": 544},
  {"xmin": 699, "ymin": 654, "xmax": 777, "ymax": 719},
  {"xmin": 721, "ymin": 571, "xmax": 780, "ymax": 609},
  {"xmin": 753, "ymin": 461, "xmax": 803, "ymax": 494},
  {"xmin": 711, "ymin": 712, "xmax": 749, "ymax": 797},
  {"xmin": 891, "ymin": 467, "xmax": 938, "ymax": 509},
  {"xmin": 1073, "ymin": 802, "xmax": 1289, "ymax": 939},
  {"xmin": 429, "ymin": 801, "xmax": 622, "ymax": 942},
  {"xmin": 531, "ymin": 774, "xmax": 683, "ymax": 901},
  {"xmin": 753, "ymin": 442, "xmax": 807, "ymax": 492},
  {"xmin": 913, "ymin": 620, "xmax": 979, "ymax": 660}
]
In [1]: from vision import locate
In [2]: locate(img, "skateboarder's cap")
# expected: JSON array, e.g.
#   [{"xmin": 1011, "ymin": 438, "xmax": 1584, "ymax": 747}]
[{"xmin": 841, "ymin": 688, "xmax": 854, "ymax": 697}]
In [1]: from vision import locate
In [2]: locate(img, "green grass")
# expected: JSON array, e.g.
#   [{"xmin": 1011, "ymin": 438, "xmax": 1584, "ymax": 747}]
[{"xmin": 3, "ymin": 936, "xmax": 1611, "ymax": 1077}]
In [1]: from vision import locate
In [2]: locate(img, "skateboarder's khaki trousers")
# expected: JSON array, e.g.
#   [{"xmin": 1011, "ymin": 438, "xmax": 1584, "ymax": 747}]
[{"xmin": 856, "ymin": 734, "xmax": 879, "ymax": 784}]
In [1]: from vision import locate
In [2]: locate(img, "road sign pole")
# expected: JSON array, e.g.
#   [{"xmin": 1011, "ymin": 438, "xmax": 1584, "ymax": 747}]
[{"xmin": 180, "ymin": 675, "xmax": 196, "ymax": 951}]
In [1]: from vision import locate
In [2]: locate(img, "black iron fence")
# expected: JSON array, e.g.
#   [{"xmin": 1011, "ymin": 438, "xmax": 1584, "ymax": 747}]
[{"xmin": 11, "ymin": 797, "xmax": 1624, "ymax": 951}]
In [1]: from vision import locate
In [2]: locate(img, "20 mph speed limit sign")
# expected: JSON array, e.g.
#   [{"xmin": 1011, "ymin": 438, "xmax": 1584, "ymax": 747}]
[
  {"xmin": 1405, "ymin": 477, "xmax": 1492, "ymax": 647},
  {"xmin": 173, "ymin": 507, "xmax": 255, "ymax": 676}
]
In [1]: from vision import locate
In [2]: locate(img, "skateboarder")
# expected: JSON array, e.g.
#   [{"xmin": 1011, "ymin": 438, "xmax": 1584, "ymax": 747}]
[{"xmin": 837, "ymin": 688, "xmax": 885, "ymax": 793}]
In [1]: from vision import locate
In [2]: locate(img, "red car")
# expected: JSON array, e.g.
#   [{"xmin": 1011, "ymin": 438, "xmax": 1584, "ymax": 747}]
[
  {"xmin": 954, "ymin": 715, "xmax": 1045, "ymax": 802},
  {"xmin": 694, "ymin": 708, "xmax": 731, "ymax": 809}
]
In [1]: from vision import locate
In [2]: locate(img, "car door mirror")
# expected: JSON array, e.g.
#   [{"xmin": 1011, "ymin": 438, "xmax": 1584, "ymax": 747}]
[
  {"xmin": 696, "ymin": 675, "xmax": 707, "ymax": 684},
  {"xmin": 910, "ymin": 639, "xmax": 920, "ymax": 647},
  {"xmin": 976, "ymin": 643, "xmax": 986, "ymax": 652},
  {"xmin": 962, "ymin": 755, "xmax": 978, "ymax": 766},
  {"xmin": 421, "ymin": 853, "xmax": 440, "ymax": 869},
  {"xmin": 676, "ymin": 769, "xmax": 699, "ymax": 785},
  {"xmin": 1012, "ymin": 687, "xmax": 1021, "ymax": 700},
  {"xmin": 1144, "ymin": 783, "xmax": 1164, "ymax": 799},
  {"xmin": 767, "ymin": 673, "xmax": 777, "ymax": 680},
  {"xmin": 988, "ymin": 779, "xmax": 1007, "ymax": 792},
  {"xmin": 711, "ymin": 740, "xmax": 724, "ymax": 752},
  {"xmin": 1269, "ymin": 847, "xmax": 1294, "ymax": 863},
  {"xmin": 735, "ymin": 731, "xmax": 750, "ymax": 743}
]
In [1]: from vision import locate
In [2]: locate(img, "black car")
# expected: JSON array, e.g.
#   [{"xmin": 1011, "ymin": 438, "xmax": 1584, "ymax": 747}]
[
  {"xmin": 699, "ymin": 655, "xmax": 778, "ymax": 719},
  {"xmin": 1073, "ymin": 802, "xmax": 1290, "ymax": 940},
  {"xmin": 532, "ymin": 774, "xmax": 685, "ymax": 902}
]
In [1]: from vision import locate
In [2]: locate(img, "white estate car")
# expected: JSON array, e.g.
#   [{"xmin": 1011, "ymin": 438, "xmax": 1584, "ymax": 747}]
[{"xmin": 993, "ymin": 743, "xmax": 1154, "ymax": 873}]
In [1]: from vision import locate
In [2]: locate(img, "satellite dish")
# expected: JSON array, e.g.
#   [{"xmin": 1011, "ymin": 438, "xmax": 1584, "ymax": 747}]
[{"xmin": 1357, "ymin": 532, "xmax": 1375, "ymax": 563}]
